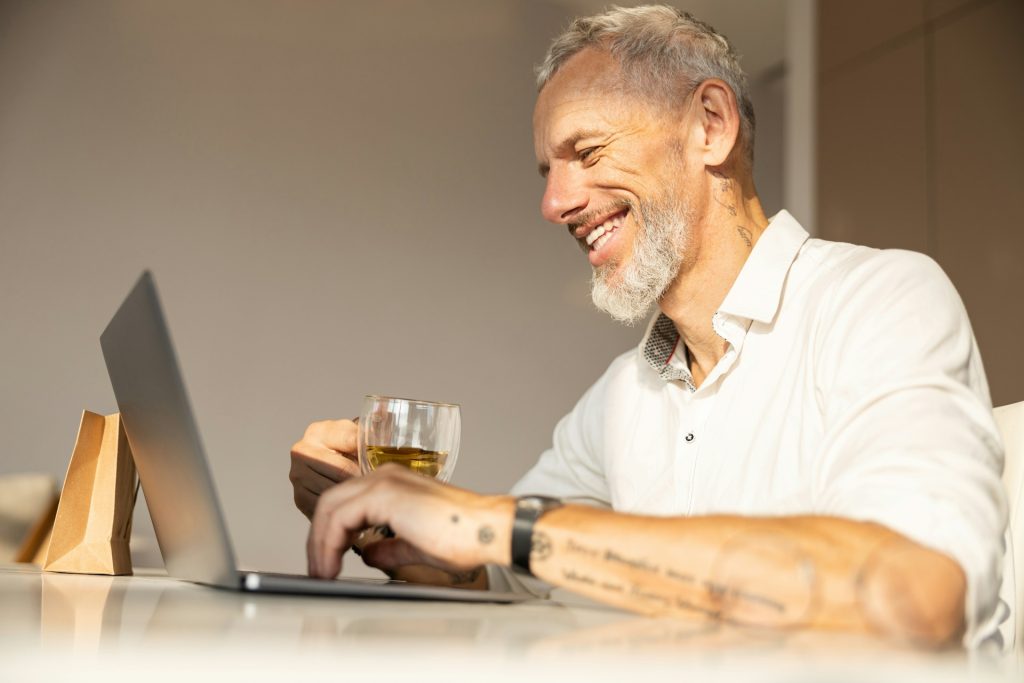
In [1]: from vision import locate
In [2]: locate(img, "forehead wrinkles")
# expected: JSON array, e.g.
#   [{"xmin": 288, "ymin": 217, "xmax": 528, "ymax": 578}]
[{"xmin": 534, "ymin": 49, "xmax": 627, "ymax": 147}]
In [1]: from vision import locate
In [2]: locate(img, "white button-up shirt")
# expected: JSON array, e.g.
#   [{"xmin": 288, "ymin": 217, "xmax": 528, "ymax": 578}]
[{"xmin": 510, "ymin": 210, "xmax": 1007, "ymax": 646}]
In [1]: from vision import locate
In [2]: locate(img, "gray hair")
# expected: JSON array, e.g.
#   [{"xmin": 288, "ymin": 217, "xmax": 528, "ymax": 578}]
[{"xmin": 536, "ymin": 5, "xmax": 755, "ymax": 164}]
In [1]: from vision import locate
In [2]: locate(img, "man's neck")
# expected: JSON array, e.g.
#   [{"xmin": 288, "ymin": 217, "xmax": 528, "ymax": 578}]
[{"xmin": 659, "ymin": 176, "xmax": 768, "ymax": 388}]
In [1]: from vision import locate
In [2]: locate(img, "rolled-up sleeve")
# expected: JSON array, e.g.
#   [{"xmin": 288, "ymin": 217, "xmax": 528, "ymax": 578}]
[{"xmin": 812, "ymin": 250, "xmax": 1007, "ymax": 647}]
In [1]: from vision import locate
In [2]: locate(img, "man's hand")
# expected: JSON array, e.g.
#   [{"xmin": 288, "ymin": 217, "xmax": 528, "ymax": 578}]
[
  {"xmin": 355, "ymin": 528, "xmax": 490, "ymax": 589},
  {"xmin": 290, "ymin": 419, "xmax": 361, "ymax": 519},
  {"xmin": 307, "ymin": 464, "xmax": 513, "ymax": 583}
]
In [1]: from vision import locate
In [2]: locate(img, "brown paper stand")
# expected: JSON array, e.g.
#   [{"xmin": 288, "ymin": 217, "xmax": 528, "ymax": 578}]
[{"xmin": 43, "ymin": 411, "xmax": 138, "ymax": 576}]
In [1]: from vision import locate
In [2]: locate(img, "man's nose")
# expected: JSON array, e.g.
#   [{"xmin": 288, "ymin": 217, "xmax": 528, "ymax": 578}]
[{"xmin": 540, "ymin": 167, "xmax": 589, "ymax": 224}]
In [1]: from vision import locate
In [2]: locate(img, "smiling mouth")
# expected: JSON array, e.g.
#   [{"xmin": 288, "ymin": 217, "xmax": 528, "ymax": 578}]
[{"xmin": 583, "ymin": 208, "xmax": 629, "ymax": 253}]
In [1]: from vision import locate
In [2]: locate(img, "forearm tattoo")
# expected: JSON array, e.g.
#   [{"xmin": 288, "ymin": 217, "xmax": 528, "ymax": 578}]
[{"xmin": 547, "ymin": 534, "xmax": 815, "ymax": 627}]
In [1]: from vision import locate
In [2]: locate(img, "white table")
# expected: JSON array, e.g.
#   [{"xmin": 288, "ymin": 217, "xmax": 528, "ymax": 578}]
[{"xmin": 0, "ymin": 563, "xmax": 1017, "ymax": 682}]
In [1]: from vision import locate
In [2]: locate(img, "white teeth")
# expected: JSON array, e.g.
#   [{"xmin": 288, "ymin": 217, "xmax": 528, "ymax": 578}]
[{"xmin": 585, "ymin": 214, "xmax": 624, "ymax": 250}]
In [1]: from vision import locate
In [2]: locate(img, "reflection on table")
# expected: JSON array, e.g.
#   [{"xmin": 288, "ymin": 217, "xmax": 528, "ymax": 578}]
[{"xmin": 1, "ymin": 563, "xmax": 1018, "ymax": 682}]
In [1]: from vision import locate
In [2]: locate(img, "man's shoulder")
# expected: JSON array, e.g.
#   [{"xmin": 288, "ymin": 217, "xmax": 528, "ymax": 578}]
[
  {"xmin": 795, "ymin": 241, "xmax": 972, "ymax": 368},
  {"xmin": 798, "ymin": 239, "xmax": 954, "ymax": 308},
  {"xmin": 803, "ymin": 237, "xmax": 941, "ymax": 279}
]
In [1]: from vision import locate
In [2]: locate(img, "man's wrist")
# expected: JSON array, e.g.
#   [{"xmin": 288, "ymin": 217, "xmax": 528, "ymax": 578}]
[
  {"xmin": 510, "ymin": 495, "xmax": 564, "ymax": 575},
  {"xmin": 475, "ymin": 495, "xmax": 515, "ymax": 566}
]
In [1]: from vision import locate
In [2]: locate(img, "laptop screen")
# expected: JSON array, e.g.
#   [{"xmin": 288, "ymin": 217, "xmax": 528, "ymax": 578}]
[{"xmin": 100, "ymin": 271, "xmax": 238, "ymax": 587}]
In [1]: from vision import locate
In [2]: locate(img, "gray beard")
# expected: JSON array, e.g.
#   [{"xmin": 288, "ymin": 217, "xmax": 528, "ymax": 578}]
[{"xmin": 590, "ymin": 196, "xmax": 691, "ymax": 325}]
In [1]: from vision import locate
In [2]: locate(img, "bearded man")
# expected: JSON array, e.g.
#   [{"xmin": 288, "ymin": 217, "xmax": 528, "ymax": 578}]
[{"xmin": 289, "ymin": 5, "xmax": 1007, "ymax": 648}]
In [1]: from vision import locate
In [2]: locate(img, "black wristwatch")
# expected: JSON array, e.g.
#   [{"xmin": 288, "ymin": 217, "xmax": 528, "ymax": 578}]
[{"xmin": 511, "ymin": 495, "xmax": 563, "ymax": 576}]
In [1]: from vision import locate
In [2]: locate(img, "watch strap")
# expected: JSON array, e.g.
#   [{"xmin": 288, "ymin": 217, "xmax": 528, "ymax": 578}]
[{"xmin": 511, "ymin": 495, "xmax": 563, "ymax": 575}]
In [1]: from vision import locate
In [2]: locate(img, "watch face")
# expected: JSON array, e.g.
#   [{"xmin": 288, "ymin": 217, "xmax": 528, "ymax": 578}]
[
  {"xmin": 518, "ymin": 496, "xmax": 560, "ymax": 514},
  {"xmin": 520, "ymin": 497, "xmax": 545, "ymax": 512}
]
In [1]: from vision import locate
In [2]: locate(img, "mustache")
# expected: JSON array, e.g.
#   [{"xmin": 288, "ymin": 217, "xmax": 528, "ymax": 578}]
[{"xmin": 567, "ymin": 198, "xmax": 634, "ymax": 235}]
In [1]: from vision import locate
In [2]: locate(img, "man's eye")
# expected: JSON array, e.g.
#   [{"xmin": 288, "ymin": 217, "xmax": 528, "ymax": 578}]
[{"xmin": 578, "ymin": 147, "xmax": 599, "ymax": 162}]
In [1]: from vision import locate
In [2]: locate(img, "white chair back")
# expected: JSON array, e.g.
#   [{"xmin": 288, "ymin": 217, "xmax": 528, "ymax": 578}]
[{"xmin": 994, "ymin": 401, "xmax": 1024, "ymax": 651}]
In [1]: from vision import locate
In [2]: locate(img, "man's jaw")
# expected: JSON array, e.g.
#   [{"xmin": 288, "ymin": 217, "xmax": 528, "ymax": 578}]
[{"xmin": 588, "ymin": 194, "xmax": 692, "ymax": 326}]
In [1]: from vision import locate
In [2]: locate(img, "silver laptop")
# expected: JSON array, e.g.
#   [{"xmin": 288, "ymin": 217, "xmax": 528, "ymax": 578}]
[{"xmin": 100, "ymin": 271, "xmax": 527, "ymax": 603}]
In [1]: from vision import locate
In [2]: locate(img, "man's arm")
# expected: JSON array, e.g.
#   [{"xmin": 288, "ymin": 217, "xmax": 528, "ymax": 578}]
[
  {"xmin": 526, "ymin": 506, "xmax": 966, "ymax": 648},
  {"xmin": 808, "ymin": 250, "xmax": 1006, "ymax": 646},
  {"xmin": 306, "ymin": 466, "xmax": 966, "ymax": 648}
]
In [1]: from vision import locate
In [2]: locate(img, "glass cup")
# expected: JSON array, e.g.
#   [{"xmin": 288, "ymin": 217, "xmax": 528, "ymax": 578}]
[{"xmin": 357, "ymin": 395, "xmax": 461, "ymax": 483}]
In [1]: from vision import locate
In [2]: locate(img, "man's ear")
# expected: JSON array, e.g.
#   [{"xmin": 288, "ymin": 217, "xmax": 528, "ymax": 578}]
[{"xmin": 691, "ymin": 79, "xmax": 741, "ymax": 167}]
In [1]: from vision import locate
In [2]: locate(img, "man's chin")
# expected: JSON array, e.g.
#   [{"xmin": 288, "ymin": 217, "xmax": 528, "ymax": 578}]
[{"xmin": 591, "ymin": 276, "xmax": 654, "ymax": 326}]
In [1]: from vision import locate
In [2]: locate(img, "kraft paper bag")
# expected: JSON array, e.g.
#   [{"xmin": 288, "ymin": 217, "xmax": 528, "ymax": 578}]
[{"xmin": 43, "ymin": 411, "xmax": 138, "ymax": 576}]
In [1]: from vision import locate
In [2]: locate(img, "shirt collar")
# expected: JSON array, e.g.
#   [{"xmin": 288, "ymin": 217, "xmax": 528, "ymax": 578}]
[
  {"xmin": 640, "ymin": 313, "xmax": 696, "ymax": 389},
  {"xmin": 639, "ymin": 210, "xmax": 809, "ymax": 382},
  {"xmin": 717, "ymin": 210, "xmax": 809, "ymax": 324}
]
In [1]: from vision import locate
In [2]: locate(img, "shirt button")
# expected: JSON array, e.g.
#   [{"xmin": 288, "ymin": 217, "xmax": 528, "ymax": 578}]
[{"xmin": 685, "ymin": 433, "xmax": 695, "ymax": 442}]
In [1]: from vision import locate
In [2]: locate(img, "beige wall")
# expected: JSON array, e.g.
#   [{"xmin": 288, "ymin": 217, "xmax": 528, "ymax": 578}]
[
  {"xmin": 817, "ymin": 0, "xmax": 1024, "ymax": 406},
  {"xmin": 0, "ymin": 1, "xmax": 787, "ymax": 573}
]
